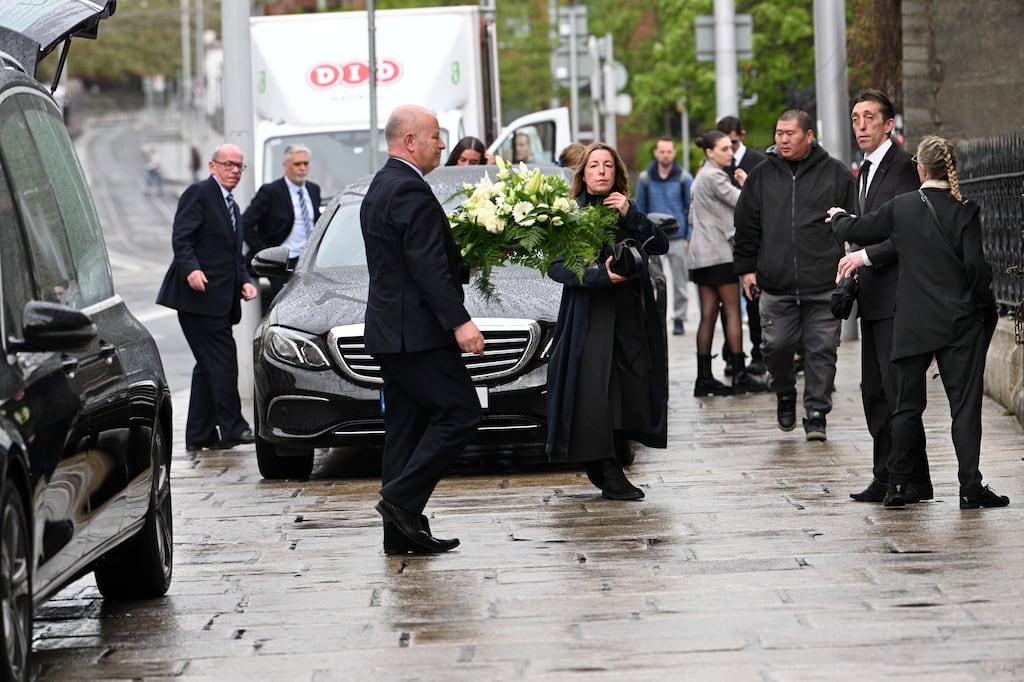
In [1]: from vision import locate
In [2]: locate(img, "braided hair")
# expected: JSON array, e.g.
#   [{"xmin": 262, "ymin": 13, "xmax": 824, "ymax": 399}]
[{"xmin": 916, "ymin": 135, "xmax": 966, "ymax": 204}]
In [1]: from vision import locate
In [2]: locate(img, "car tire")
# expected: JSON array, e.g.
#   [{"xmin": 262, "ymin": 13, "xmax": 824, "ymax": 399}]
[
  {"xmin": 254, "ymin": 408, "xmax": 314, "ymax": 479},
  {"xmin": 1, "ymin": 478, "xmax": 32, "ymax": 682},
  {"xmin": 94, "ymin": 419, "xmax": 173, "ymax": 600},
  {"xmin": 256, "ymin": 436, "xmax": 314, "ymax": 480}
]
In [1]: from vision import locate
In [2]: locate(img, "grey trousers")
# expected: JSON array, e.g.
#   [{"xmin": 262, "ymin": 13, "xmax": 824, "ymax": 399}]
[{"xmin": 758, "ymin": 290, "xmax": 841, "ymax": 415}]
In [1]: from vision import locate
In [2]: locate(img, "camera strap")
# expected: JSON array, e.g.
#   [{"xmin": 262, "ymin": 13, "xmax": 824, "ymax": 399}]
[{"xmin": 918, "ymin": 189, "xmax": 963, "ymax": 266}]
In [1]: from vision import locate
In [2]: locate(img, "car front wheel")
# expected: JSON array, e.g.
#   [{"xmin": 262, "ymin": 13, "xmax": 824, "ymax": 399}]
[
  {"xmin": 94, "ymin": 419, "xmax": 173, "ymax": 600},
  {"xmin": 1, "ymin": 478, "xmax": 32, "ymax": 682},
  {"xmin": 254, "ymin": 409, "xmax": 314, "ymax": 480}
]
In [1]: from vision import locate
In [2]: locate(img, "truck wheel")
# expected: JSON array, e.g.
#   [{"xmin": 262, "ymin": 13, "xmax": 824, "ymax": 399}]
[
  {"xmin": 94, "ymin": 419, "xmax": 173, "ymax": 600},
  {"xmin": 1, "ymin": 479, "xmax": 32, "ymax": 682}
]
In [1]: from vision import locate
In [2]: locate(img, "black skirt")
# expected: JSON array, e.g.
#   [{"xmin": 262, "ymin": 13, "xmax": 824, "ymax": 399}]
[{"xmin": 690, "ymin": 262, "xmax": 736, "ymax": 286}]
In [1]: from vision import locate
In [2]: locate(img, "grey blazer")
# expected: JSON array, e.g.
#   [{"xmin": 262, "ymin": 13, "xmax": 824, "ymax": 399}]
[{"xmin": 688, "ymin": 163, "xmax": 741, "ymax": 271}]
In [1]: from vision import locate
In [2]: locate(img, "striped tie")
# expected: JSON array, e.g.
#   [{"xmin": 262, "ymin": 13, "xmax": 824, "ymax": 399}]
[
  {"xmin": 298, "ymin": 186, "xmax": 312, "ymax": 236},
  {"xmin": 226, "ymin": 193, "xmax": 238, "ymax": 231}
]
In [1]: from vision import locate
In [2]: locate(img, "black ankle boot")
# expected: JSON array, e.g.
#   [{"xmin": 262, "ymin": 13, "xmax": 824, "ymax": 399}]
[
  {"xmin": 583, "ymin": 460, "xmax": 604, "ymax": 490},
  {"xmin": 694, "ymin": 354, "xmax": 731, "ymax": 397},
  {"xmin": 599, "ymin": 458, "xmax": 644, "ymax": 500},
  {"xmin": 730, "ymin": 352, "xmax": 767, "ymax": 394}
]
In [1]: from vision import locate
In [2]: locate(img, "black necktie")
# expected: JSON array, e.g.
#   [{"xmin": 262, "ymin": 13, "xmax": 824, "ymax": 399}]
[
  {"xmin": 226, "ymin": 193, "xmax": 238, "ymax": 231},
  {"xmin": 859, "ymin": 159, "xmax": 872, "ymax": 212},
  {"xmin": 297, "ymin": 187, "xmax": 312, "ymax": 236}
]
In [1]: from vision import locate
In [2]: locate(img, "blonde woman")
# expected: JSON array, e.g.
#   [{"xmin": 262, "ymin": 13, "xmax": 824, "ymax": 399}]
[{"xmin": 827, "ymin": 136, "xmax": 1006, "ymax": 509}]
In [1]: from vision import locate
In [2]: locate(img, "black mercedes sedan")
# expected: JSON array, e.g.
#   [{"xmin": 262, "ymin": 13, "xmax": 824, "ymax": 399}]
[{"xmin": 251, "ymin": 165, "xmax": 571, "ymax": 479}]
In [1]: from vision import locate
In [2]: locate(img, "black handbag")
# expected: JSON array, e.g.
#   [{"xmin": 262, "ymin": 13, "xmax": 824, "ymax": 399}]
[
  {"xmin": 830, "ymin": 276, "xmax": 859, "ymax": 319},
  {"xmin": 609, "ymin": 238, "xmax": 642, "ymax": 278}
]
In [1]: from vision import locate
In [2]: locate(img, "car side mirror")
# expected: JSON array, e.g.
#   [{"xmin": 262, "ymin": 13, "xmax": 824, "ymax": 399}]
[
  {"xmin": 251, "ymin": 245, "xmax": 292, "ymax": 277},
  {"xmin": 7, "ymin": 300, "xmax": 97, "ymax": 353},
  {"xmin": 647, "ymin": 212, "xmax": 680, "ymax": 237}
]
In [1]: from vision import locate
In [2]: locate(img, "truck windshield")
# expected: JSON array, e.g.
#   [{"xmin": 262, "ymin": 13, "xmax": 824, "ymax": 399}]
[{"xmin": 263, "ymin": 131, "xmax": 389, "ymax": 203}]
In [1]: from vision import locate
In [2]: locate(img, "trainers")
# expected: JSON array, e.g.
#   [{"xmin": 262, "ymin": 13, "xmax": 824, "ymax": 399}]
[
  {"xmin": 673, "ymin": 319, "xmax": 685, "ymax": 336},
  {"xmin": 959, "ymin": 485, "xmax": 1010, "ymax": 509},
  {"xmin": 803, "ymin": 411, "xmax": 827, "ymax": 441},
  {"xmin": 776, "ymin": 392, "xmax": 797, "ymax": 431}
]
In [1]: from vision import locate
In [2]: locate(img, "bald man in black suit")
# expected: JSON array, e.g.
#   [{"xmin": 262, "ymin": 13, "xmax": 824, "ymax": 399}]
[{"xmin": 361, "ymin": 104, "xmax": 484, "ymax": 555}]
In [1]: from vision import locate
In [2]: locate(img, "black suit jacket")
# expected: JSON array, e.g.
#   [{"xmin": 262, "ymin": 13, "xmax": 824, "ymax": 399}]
[
  {"xmin": 360, "ymin": 158, "xmax": 470, "ymax": 354},
  {"xmin": 156, "ymin": 176, "xmax": 251, "ymax": 323},
  {"xmin": 728, "ymin": 145, "xmax": 768, "ymax": 188},
  {"xmin": 241, "ymin": 177, "xmax": 321, "ymax": 262},
  {"xmin": 852, "ymin": 143, "xmax": 919, "ymax": 320}
]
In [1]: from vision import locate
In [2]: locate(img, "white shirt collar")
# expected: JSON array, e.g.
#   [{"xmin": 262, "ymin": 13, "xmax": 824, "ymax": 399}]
[{"xmin": 864, "ymin": 138, "xmax": 893, "ymax": 166}]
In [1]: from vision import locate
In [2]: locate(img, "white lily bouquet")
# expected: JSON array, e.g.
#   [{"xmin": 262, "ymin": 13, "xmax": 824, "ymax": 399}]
[{"xmin": 448, "ymin": 157, "xmax": 618, "ymax": 298}]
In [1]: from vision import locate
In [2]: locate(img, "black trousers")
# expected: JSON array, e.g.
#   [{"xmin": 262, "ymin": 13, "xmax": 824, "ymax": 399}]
[
  {"xmin": 178, "ymin": 311, "xmax": 249, "ymax": 446},
  {"xmin": 861, "ymin": 316, "xmax": 929, "ymax": 484},
  {"xmin": 376, "ymin": 345, "xmax": 481, "ymax": 515},
  {"xmin": 890, "ymin": 320, "xmax": 987, "ymax": 491}
]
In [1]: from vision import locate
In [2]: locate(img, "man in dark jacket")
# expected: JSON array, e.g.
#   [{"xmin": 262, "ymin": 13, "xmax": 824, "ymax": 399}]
[
  {"xmin": 734, "ymin": 109, "xmax": 857, "ymax": 441},
  {"xmin": 838, "ymin": 90, "xmax": 931, "ymax": 503},
  {"xmin": 241, "ymin": 144, "xmax": 321, "ymax": 304},
  {"xmin": 361, "ymin": 104, "xmax": 484, "ymax": 555},
  {"xmin": 156, "ymin": 143, "xmax": 259, "ymax": 451},
  {"xmin": 635, "ymin": 136, "xmax": 692, "ymax": 336}
]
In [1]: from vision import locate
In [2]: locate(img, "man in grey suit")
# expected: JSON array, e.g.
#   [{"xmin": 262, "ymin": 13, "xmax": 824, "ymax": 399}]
[
  {"xmin": 838, "ymin": 89, "xmax": 932, "ymax": 503},
  {"xmin": 361, "ymin": 104, "xmax": 484, "ymax": 555},
  {"xmin": 156, "ymin": 143, "xmax": 259, "ymax": 451}
]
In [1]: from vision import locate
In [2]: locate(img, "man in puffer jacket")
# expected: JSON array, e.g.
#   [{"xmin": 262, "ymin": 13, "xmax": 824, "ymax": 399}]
[{"xmin": 733, "ymin": 108, "xmax": 857, "ymax": 442}]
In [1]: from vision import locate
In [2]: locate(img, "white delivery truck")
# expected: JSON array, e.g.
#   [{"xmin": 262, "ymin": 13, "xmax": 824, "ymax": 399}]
[{"xmin": 249, "ymin": 5, "xmax": 570, "ymax": 203}]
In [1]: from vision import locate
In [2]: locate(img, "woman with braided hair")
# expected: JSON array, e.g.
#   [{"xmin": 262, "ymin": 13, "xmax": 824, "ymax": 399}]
[{"xmin": 826, "ymin": 135, "xmax": 1007, "ymax": 510}]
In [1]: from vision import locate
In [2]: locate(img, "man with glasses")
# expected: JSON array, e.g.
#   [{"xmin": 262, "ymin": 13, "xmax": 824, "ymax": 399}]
[
  {"xmin": 717, "ymin": 116, "xmax": 768, "ymax": 376},
  {"xmin": 157, "ymin": 143, "xmax": 259, "ymax": 452},
  {"xmin": 242, "ymin": 144, "xmax": 321, "ymax": 305}
]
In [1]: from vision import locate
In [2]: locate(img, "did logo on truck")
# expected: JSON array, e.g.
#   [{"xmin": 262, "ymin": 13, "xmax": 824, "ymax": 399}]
[{"xmin": 308, "ymin": 60, "xmax": 403, "ymax": 88}]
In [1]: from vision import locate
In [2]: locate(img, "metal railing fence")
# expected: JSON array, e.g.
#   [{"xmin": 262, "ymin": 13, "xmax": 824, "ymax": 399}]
[{"xmin": 957, "ymin": 132, "xmax": 1024, "ymax": 316}]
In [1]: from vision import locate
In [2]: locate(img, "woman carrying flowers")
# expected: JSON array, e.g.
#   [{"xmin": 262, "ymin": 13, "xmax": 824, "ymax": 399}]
[{"xmin": 545, "ymin": 142, "xmax": 669, "ymax": 500}]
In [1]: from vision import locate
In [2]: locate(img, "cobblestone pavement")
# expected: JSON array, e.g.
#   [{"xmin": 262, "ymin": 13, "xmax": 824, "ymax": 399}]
[{"xmin": 28, "ymin": 324, "xmax": 1024, "ymax": 681}]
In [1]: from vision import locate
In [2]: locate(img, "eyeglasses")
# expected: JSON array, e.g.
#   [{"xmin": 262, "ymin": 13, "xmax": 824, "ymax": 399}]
[{"xmin": 212, "ymin": 160, "xmax": 247, "ymax": 171}]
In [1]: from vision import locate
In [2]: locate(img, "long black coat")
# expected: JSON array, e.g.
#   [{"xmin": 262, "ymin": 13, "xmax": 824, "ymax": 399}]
[{"xmin": 545, "ymin": 192, "xmax": 669, "ymax": 458}]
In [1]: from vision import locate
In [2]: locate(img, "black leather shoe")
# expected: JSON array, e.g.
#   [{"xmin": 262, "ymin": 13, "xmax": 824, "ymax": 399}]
[
  {"xmin": 883, "ymin": 483, "xmax": 908, "ymax": 508},
  {"xmin": 777, "ymin": 392, "xmax": 797, "ymax": 432},
  {"xmin": 599, "ymin": 459, "xmax": 644, "ymax": 501},
  {"xmin": 230, "ymin": 428, "xmax": 256, "ymax": 445},
  {"xmin": 959, "ymin": 485, "xmax": 1010, "ymax": 509},
  {"xmin": 904, "ymin": 482, "xmax": 934, "ymax": 503},
  {"xmin": 383, "ymin": 516, "xmax": 457, "ymax": 555},
  {"xmin": 850, "ymin": 479, "xmax": 887, "ymax": 502},
  {"xmin": 375, "ymin": 499, "xmax": 459, "ymax": 553}
]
